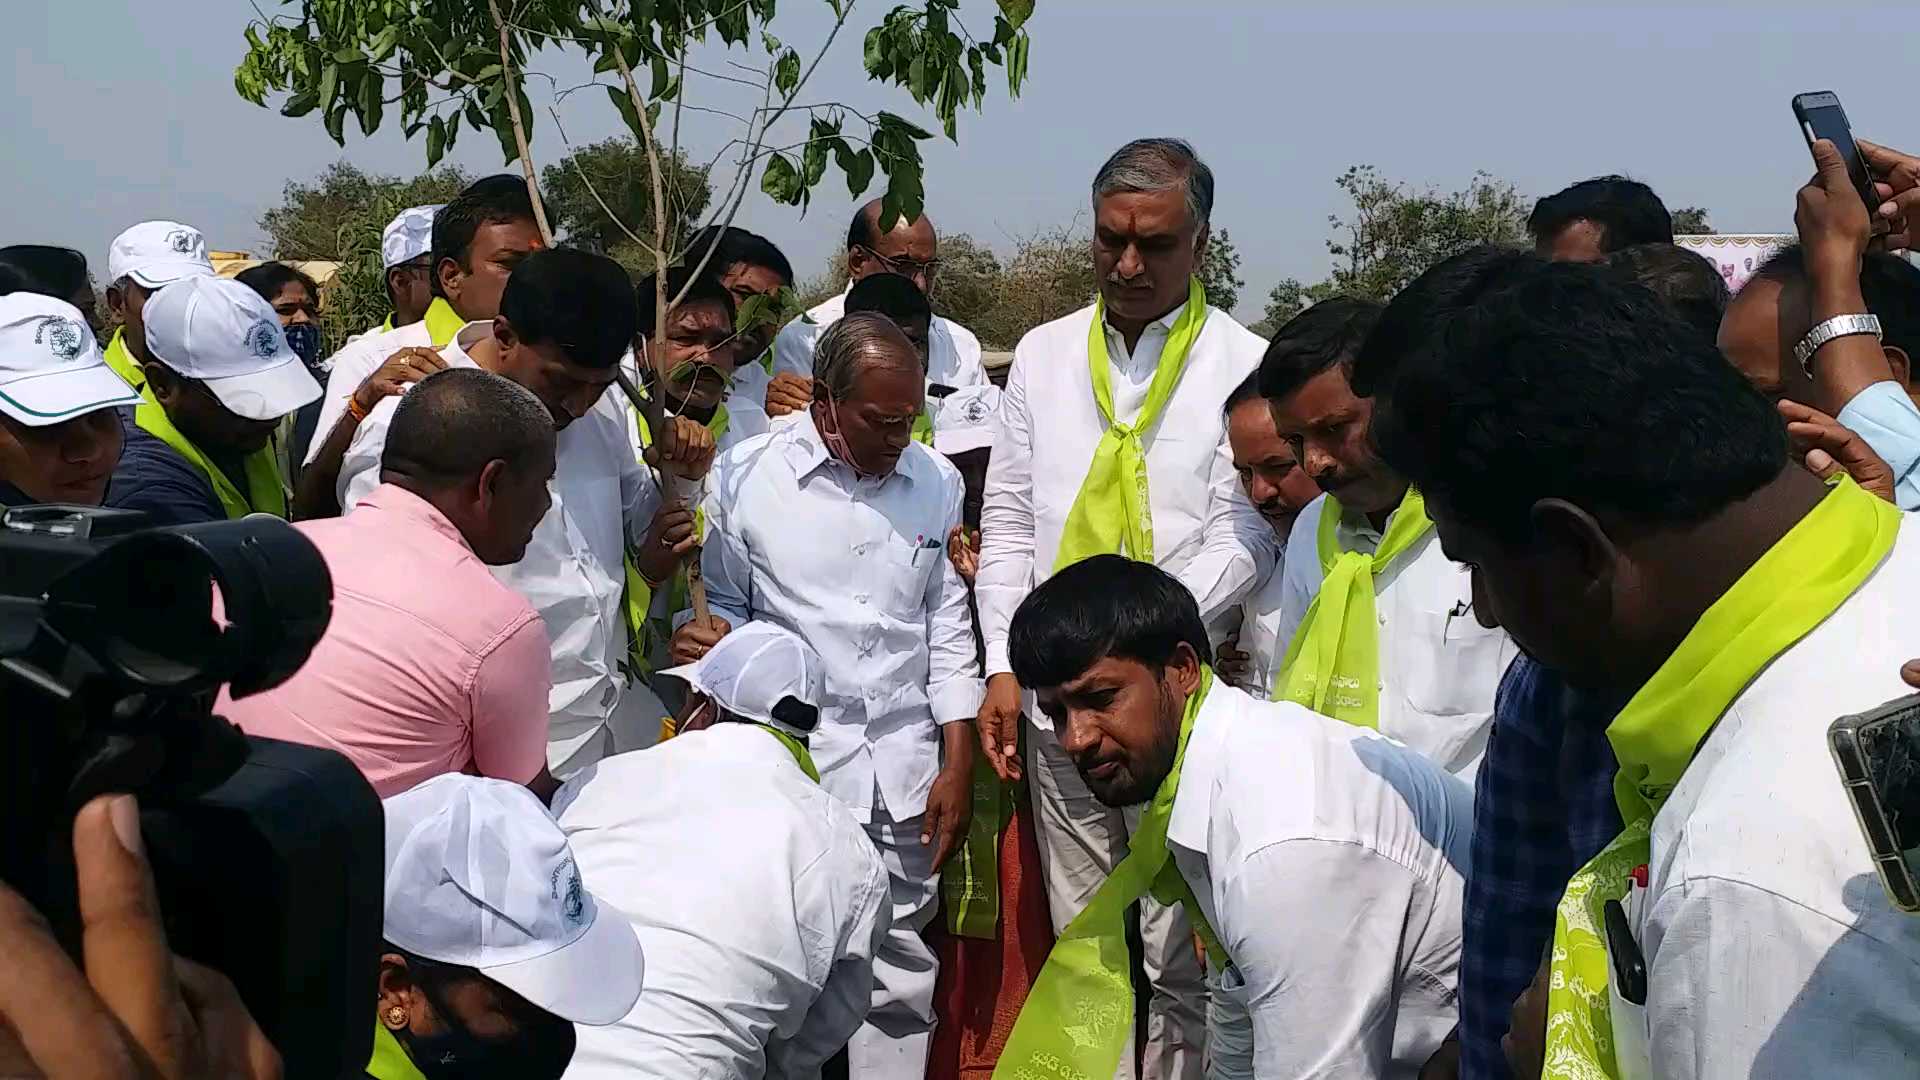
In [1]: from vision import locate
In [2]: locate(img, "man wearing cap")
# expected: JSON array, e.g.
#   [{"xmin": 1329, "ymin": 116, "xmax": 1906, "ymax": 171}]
[
  {"xmin": 336, "ymin": 248, "xmax": 710, "ymax": 778},
  {"xmin": 671, "ymin": 312, "xmax": 981, "ymax": 1079},
  {"xmin": 376, "ymin": 774, "xmax": 644, "ymax": 1080},
  {"xmin": 101, "ymin": 220, "xmax": 216, "ymax": 390},
  {"xmin": 218, "ymin": 369, "xmax": 560, "ymax": 800},
  {"xmin": 554, "ymin": 622, "xmax": 892, "ymax": 1077},
  {"xmin": 105, "ymin": 276, "xmax": 320, "ymax": 526},
  {"xmin": 763, "ymin": 201, "xmax": 988, "ymax": 434},
  {"xmin": 0, "ymin": 294, "xmax": 141, "ymax": 507},
  {"xmin": 297, "ymin": 176, "xmax": 545, "ymax": 518},
  {"xmin": 372, "ymin": 204, "xmax": 442, "ymax": 336}
]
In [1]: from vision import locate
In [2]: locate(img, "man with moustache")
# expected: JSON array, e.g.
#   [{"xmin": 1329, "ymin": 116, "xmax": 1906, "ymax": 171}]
[
  {"xmin": 973, "ymin": 137, "xmax": 1274, "ymax": 1079},
  {"xmin": 1264, "ymin": 287, "xmax": 1517, "ymax": 781}
]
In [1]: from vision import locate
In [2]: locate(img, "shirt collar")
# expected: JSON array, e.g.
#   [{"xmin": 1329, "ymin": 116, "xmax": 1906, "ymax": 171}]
[
  {"xmin": 1103, "ymin": 299, "xmax": 1186, "ymax": 340},
  {"xmin": 1166, "ymin": 680, "xmax": 1235, "ymax": 853},
  {"xmin": 356, "ymin": 482, "xmax": 475, "ymax": 554},
  {"xmin": 441, "ymin": 321, "xmax": 492, "ymax": 368}
]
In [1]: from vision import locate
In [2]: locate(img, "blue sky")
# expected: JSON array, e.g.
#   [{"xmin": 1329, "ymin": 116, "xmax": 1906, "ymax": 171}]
[{"xmin": 7, "ymin": 1, "xmax": 1915, "ymax": 319}]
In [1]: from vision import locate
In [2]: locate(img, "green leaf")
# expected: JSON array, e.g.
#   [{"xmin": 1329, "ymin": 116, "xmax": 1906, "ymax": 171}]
[
  {"xmin": 1008, "ymin": 33, "xmax": 1029, "ymax": 95},
  {"xmin": 279, "ymin": 89, "xmax": 319, "ymax": 118},
  {"xmin": 968, "ymin": 48, "xmax": 987, "ymax": 99},
  {"xmin": 464, "ymin": 95, "xmax": 487, "ymax": 131},
  {"xmin": 876, "ymin": 111, "xmax": 933, "ymax": 141},
  {"xmin": 369, "ymin": 24, "xmax": 400, "ymax": 63},
  {"xmin": 606, "ymin": 83, "xmax": 643, "ymax": 141},
  {"xmin": 761, "ymin": 30, "xmax": 782, "ymax": 55},
  {"xmin": 992, "ymin": 15, "xmax": 1015, "ymax": 47},
  {"xmin": 426, "ymin": 115, "xmax": 448, "ymax": 166},
  {"xmin": 774, "ymin": 49, "xmax": 801, "ymax": 97},
  {"xmin": 761, "ymin": 153, "xmax": 800, "ymax": 204},
  {"xmin": 802, "ymin": 138, "xmax": 828, "ymax": 187},
  {"xmin": 844, "ymin": 147, "xmax": 875, "ymax": 198},
  {"xmin": 472, "ymin": 63, "xmax": 503, "ymax": 83},
  {"xmin": 863, "ymin": 26, "xmax": 891, "ymax": 77},
  {"xmin": 650, "ymin": 54, "xmax": 669, "ymax": 99},
  {"xmin": 356, "ymin": 72, "xmax": 384, "ymax": 136},
  {"xmin": 323, "ymin": 103, "xmax": 346, "ymax": 146},
  {"xmin": 333, "ymin": 47, "xmax": 362, "ymax": 64},
  {"xmin": 997, "ymin": 0, "xmax": 1035, "ymax": 30},
  {"xmin": 907, "ymin": 53, "xmax": 926, "ymax": 102},
  {"xmin": 317, "ymin": 61, "xmax": 340, "ymax": 115},
  {"xmin": 490, "ymin": 97, "xmax": 518, "ymax": 164}
]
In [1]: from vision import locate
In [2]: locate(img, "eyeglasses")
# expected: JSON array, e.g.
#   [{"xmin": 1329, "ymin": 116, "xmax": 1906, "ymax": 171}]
[{"xmin": 856, "ymin": 245, "xmax": 941, "ymax": 282}]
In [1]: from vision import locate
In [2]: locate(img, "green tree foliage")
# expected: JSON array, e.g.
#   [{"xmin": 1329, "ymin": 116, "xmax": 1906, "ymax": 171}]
[
  {"xmin": 1671, "ymin": 206, "xmax": 1714, "ymax": 235},
  {"xmin": 540, "ymin": 139, "xmax": 712, "ymax": 276},
  {"xmin": 1263, "ymin": 165, "xmax": 1529, "ymax": 326},
  {"xmin": 1196, "ymin": 228, "xmax": 1244, "ymax": 313},
  {"xmin": 259, "ymin": 162, "xmax": 472, "ymax": 347}
]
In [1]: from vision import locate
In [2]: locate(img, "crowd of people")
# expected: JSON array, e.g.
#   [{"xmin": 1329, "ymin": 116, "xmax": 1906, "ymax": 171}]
[{"xmin": 1, "ymin": 124, "xmax": 1919, "ymax": 1080}]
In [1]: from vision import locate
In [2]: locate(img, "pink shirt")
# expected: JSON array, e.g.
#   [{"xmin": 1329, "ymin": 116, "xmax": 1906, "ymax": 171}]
[{"xmin": 218, "ymin": 483, "xmax": 551, "ymax": 797}]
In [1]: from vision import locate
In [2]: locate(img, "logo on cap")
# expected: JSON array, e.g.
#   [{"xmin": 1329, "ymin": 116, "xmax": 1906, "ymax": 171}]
[
  {"xmin": 33, "ymin": 316, "xmax": 86, "ymax": 363},
  {"xmin": 244, "ymin": 320, "xmax": 281, "ymax": 360},
  {"xmin": 962, "ymin": 396, "xmax": 990, "ymax": 424},
  {"xmin": 550, "ymin": 858, "xmax": 587, "ymax": 925},
  {"xmin": 165, "ymin": 228, "xmax": 197, "ymax": 254}
]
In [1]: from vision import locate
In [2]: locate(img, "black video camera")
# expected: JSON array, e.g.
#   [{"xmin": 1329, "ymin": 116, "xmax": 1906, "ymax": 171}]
[{"xmin": 0, "ymin": 505, "xmax": 383, "ymax": 1078}]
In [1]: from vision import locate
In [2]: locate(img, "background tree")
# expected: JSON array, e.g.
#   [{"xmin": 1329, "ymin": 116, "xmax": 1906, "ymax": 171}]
[
  {"xmin": 1195, "ymin": 227, "xmax": 1243, "ymax": 313},
  {"xmin": 929, "ymin": 231, "xmax": 1002, "ymax": 333},
  {"xmin": 540, "ymin": 139, "xmax": 713, "ymax": 275},
  {"xmin": 1671, "ymin": 205, "xmax": 1715, "ymax": 234},
  {"xmin": 1262, "ymin": 164, "xmax": 1529, "ymax": 324}
]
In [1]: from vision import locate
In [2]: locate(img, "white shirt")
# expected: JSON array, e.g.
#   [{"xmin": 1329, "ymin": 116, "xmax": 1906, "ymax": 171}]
[
  {"xmin": 767, "ymin": 287, "xmax": 989, "ymax": 427},
  {"xmin": 701, "ymin": 414, "xmax": 984, "ymax": 822},
  {"xmin": 1169, "ymin": 682, "xmax": 1472, "ymax": 1079},
  {"xmin": 304, "ymin": 318, "xmax": 439, "ymax": 466},
  {"xmin": 338, "ymin": 324, "xmax": 662, "ymax": 772},
  {"xmin": 976, "ymin": 301, "xmax": 1276, "ymax": 715},
  {"xmin": 1276, "ymin": 494, "xmax": 1516, "ymax": 780},
  {"xmin": 1629, "ymin": 514, "xmax": 1920, "ymax": 1079},
  {"xmin": 554, "ymin": 724, "xmax": 891, "ymax": 1079}
]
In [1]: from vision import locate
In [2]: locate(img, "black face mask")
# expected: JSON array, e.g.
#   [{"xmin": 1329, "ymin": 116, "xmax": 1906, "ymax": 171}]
[
  {"xmin": 283, "ymin": 323, "xmax": 322, "ymax": 368},
  {"xmin": 398, "ymin": 978, "xmax": 577, "ymax": 1080}
]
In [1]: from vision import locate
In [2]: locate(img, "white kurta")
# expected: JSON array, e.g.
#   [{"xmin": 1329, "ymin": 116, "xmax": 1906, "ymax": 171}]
[
  {"xmin": 1276, "ymin": 493, "xmax": 1517, "ymax": 780},
  {"xmin": 1169, "ymin": 682, "xmax": 1473, "ymax": 1079},
  {"xmin": 305, "ymin": 318, "xmax": 438, "ymax": 466},
  {"xmin": 554, "ymin": 724, "xmax": 892, "ymax": 1079},
  {"xmin": 338, "ymin": 324, "xmax": 661, "ymax": 774},
  {"xmin": 976, "ymin": 300, "xmax": 1276, "ymax": 717},
  {"xmin": 1628, "ymin": 513, "xmax": 1920, "ymax": 1078}
]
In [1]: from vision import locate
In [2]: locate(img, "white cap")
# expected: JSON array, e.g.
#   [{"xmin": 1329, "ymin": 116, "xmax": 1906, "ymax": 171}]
[
  {"xmin": 106, "ymin": 221, "xmax": 215, "ymax": 290},
  {"xmin": 659, "ymin": 621, "xmax": 827, "ymax": 738},
  {"xmin": 932, "ymin": 384, "xmax": 1001, "ymax": 455},
  {"xmin": 0, "ymin": 294, "xmax": 141, "ymax": 426},
  {"xmin": 382, "ymin": 775, "xmax": 644, "ymax": 1026},
  {"xmin": 382, "ymin": 204, "xmax": 442, "ymax": 269},
  {"xmin": 142, "ymin": 277, "xmax": 321, "ymax": 421}
]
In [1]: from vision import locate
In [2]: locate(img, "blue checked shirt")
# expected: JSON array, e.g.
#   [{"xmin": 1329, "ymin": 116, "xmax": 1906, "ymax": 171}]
[{"xmin": 1458, "ymin": 655, "xmax": 1624, "ymax": 1080}]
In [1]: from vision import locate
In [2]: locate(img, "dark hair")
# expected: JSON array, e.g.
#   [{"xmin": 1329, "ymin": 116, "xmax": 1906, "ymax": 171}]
[
  {"xmin": 1371, "ymin": 261, "xmax": 1786, "ymax": 543},
  {"xmin": 1602, "ymin": 243, "xmax": 1730, "ymax": 347},
  {"xmin": 1223, "ymin": 370, "xmax": 1265, "ymax": 414},
  {"xmin": 383, "ymin": 368, "xmax": 556, "ymax": 487},
  {"xmin": 1351, "ymin": 246, "xmax": 1543, "ymax": 398},
  {"xmin": 683, "ymin": 224, "xmax": 793, "ymax": 286},
  {"xmin": 1009, "ymin": 555, "xmax": 1212, "ymax": 690},
  {"xmin": 0, "ymin": 245, "xmax": 90, "ymax": 300},
  {"xmin": 845, "ymin": 273, "xmax": 931, "ymax": 324},
  {"xmin": 635, "ymin": 264, "xmax": 736, "ymax": 341},
  {"xmin": 430, "ymin": 175, "xmax": 536, "ymax": 295},
  {"xmin": 1255, "ymin": 296, "xmax": 1383, "ymax": 402},
  {"xmin": 234, "ymin": 261, "xmax": 320, "ymax": 305},
  {"xmin": 1752, "ymin": 244, "xmax": 1920, "ymax": 366},
  {"xmin": 1528, "ymin": 175, "xmax": 1673, "ymax": 251},
  {"xmin": 499, "ymin": 248, "xmax": 636, "ymax": 369}
]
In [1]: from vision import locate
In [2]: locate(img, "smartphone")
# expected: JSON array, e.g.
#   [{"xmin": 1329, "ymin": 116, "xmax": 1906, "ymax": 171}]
[
  {"xmin": 1828, "ymin": 693, "xmax": 1920, "ymax": 912},
  {"xmin": 1793, "ymin": 91, "xmax": 1879, "ymax": 211}
]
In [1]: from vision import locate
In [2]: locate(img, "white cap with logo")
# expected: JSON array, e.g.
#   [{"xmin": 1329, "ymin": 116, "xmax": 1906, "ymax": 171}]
[
  {"xmin": 0, "ymin": 294, "xmax": 141, "ymax": 426},
  {"xmin": 659, "ymin": 621, "xmax": 827, "ymax": 739},
  {"xmin": 382, "ymin": 205, "xmax": 443, "ymax": 269},
  {"xmin": 106, "ymin": 221, "xmax": 215, "ymax": 290},
  {"xmin": 932, "ymin": 383, "xmax": 1001, "ymax": 456},
  {"xmin": 141, "ymin": 276, "xmax": 321, "ymax": 421},
  {"xmin": 382, "ymin": 775, "xmax": 644, "ymax": 1026}
]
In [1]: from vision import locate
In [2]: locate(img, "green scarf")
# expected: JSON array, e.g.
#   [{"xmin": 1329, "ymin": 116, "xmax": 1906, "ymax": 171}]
[
  {"xmin": 995, "ymin": 667, "xmax": 1225, "ymax": 1080},
  {"xmin": 419, "ymin": 297, "xmax": 465, "ymax": 348},
  {"xmin": 366, "ymin": 1022, "xmax": 426, "ymax": 1080},
  {"xmin": 1543, "ymin": 475, "xmax": 1900, "ymax": 1078},
  {"xmin": 762, "ymin": 724, "xmax": 820, "ymax": 782},
  {"xmin": 133, "ymin": 399, "xmax": 289, "ymax": 519},
  {"xmin": 623, "ymin": 400, "xmax": 730, "ymax": 677},
  {"xmin": 942, "ymin": 756, "xmax": 1008, "ymax": 939},
  {"xmin": 104, "ymin": 326, "xmax": 144, "ymax": 390},
  {"xmin": 1273, "ymin": 488, "xmax": 1432, "ymax": 728},
  {"xmin": 1052, "ymin": 278, "xmax": 1209, "ymax": 571}
]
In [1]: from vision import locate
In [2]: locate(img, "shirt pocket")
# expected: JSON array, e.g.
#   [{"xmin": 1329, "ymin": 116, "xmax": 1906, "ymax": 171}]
[
  {"xmin": 880, "ymin": 530, "xmax": 939, "ymax": 618},
  {"xmin": 1399, "ymin": 608, "xmax": 1508, "ymax": 719}
]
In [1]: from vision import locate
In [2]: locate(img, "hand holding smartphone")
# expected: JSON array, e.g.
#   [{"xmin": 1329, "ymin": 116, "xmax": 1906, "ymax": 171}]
[{"xmin": 1793, "ymin": 91, "xmax": 1879, "ymax": 212}]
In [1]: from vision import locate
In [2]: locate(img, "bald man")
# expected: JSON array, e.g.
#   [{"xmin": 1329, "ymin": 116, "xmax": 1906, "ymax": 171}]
[{"xmin": 762, "ymin": 200, "xmax": 988, "ymax": 432}]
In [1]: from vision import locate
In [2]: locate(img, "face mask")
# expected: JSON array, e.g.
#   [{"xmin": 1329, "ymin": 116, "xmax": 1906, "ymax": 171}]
[
  {"xmin": 817, "ymin": 397, "xmax": 873, "ymax": 476},
  {"xmin": 283, "ymin": 323, "xmax": 322, "ymax": 367},
  {"xmin": 399, "ymin": 979, "xmax": 576, "ymax": 1080}
]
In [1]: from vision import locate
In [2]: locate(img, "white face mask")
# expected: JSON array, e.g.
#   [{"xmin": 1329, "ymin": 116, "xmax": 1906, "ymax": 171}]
[{"xmin": 817, "ymin": 396, "xmax": 878, "ymax": 477}]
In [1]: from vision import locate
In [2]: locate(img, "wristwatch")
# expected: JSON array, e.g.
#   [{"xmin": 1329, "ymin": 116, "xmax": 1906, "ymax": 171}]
[{"xmin": 1795, "ymin": 313, "xmax": 1883, "ymax": 378}]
